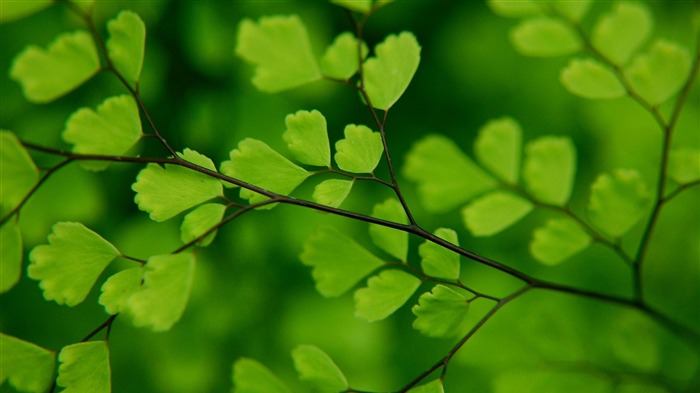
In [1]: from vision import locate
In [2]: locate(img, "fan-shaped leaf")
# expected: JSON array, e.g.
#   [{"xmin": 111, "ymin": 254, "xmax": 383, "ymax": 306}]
[
  {"xmin": 10, "ymin": 30, "xmax": 99, "ymax": 103},
  {"xmin": 0, "ymin": 0, "xmax": 52, "ymax": 23},
  {"xmin": 668, "ymin": 148, "xmax": 700, "ymax": 184},
  {"xmin": 510, "ymin": 17, "xmax": 581, "ymax": 57},
  {"xmin": 0, "ymin": 131, "xmax": 39, "ymax": 213},
  {"xmin": 334, "ymin": 124, "xmax": 384, "ymax": 173},
  {"xmin": 232, "ymin": 358, "xmax": 291, "ymax": 393},
  {"xmin": 487, "ymin": 0, "xmax": 542, "ymax": 18},
  {"xmin": 321, "ymin": 32, "xmax": 368, "ymax": 80},
  {"xmin": 57, "ymin": 341, "xmax": 110, "ymax": 393},
  {"xmin": 419, "ymin": 228, "xmax": 460, "ymax": 280},
  {"xmin": 530, "ymin": 218, "xmax": 591, "ymax": 265},
  {"xmin": 312, "ymin": 179, "xmax": 354, "ymax": 208},
  {"xmin": 588, "ymin": 169, "xmax": 651, "ymax": 237},
  {"xmin": 180, "ymin": 203, "xmax": 226, "ymax": 247},
  {"xmin": 28, "ymin": 222, "xmax": 119, "ymax": 306},
  {"xmin": 283, "ymin": 109, "xmax": 330, "ymax": 167},
  {"xmin": 369, "ymin": 198, "xmax": 408, "ymax": 261},
  {"xmin": 462, "ymin": 191, "xmax": 533, "ymax": 237},
  {"xmin": 330, "ymin": 0, "xmax": 372, "ymax": 13},
  {"xmin": 412, "ymin": 285, "xmax": 469, "ymax": 338},
  {"xmin": 292, "ymin": 345, "xmax": 348, "ymax": 392},
  {"xmin": 550, "ymin": 1, "xmax": 592, "ymax": 22},
  {"xmin": 408, "ymin": 379, "xmax": 444, "ymax": 393},
  {"xmin": 354, "ymin": 269, "xmax": 421, "ymax": 322},
  {"xmin": 560, "ymin": 58, "xmax": 625, "ymax": 99},
  {"xmin": 1, "ymin": 221, "xmax": 22, "ymax": 293},
  {"xmin": 523, "ymin": 136, "xmax": 576, "ymax": 206},
  {"xmin": 474, "ymin": 117, "xmax": 522, "ymax": 184},
  {"xmin": 0, "ymin": 334, "xmax": 56, "ymax": 393},
  {"xmin": 99, "ymin": 267, "xmax": 144, "ymax": 315},
  {"xmin": 106, "ymin": 10, "xmax": 145, "ymax": 86},
  {"xmin": 591, "ymin": 2, "xmax": 652, "ymax": 65},
  {"xmin": 625, "ymin": 40, "xmax": 691, "ymax": 106}
]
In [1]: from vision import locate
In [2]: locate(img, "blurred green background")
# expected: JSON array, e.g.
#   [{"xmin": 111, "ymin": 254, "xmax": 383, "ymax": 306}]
[{"xmin": 1, "ymin": 1, "xmax": 699, "ymax": 392}]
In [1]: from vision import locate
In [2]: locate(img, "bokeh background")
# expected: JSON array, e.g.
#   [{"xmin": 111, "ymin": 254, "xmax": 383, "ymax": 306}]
[{"xmin": 1, "ymin": 1, "xmax": 699, "ymax": 392}]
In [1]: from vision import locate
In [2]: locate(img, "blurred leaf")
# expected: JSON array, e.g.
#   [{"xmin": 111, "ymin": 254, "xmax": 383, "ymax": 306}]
[
  {"xmin": 0, "ymin": 0, "xmax": 52, "ymax": 23},
  {"xmin": 509, "ymin": 17, "xmax": 581, "ymax": 57},
  {"xmin": 28, "ymin": 222, "xmax": 119, "ymax": 306},
  {"xmin": 330, "ymin": 0, "xmax": 372, "ymax": 13},
  {"xmin": 292, "ymin": 345, "xmax": 348, "ymax": 392},
  {"xmin": 363, "ymin": 32, "xmax": 421, "ymax": 110},
  {"xmin": 550, "ymin": 1, "xmax": 592, "ymax": 22},
  {"xmin": 300, "ymin": 226, "xmax": 384, "ymax": 297},
  {"xmin": 611, "ymin": 311, "xmax": 660, "ymax": 372},
  {"xmin": 523, "ymin": 136, "xmax": 576, "ymax": 206},
  {"xmin": 493, "ymin": 370, "xmax": 609, "ymax": 393},
  {"xmin": 106, "ymin": 10, "xmax": 146, "ymax": 86},
  {"xmin": 408, "ymin": 379, "xmax": 444, "ymax": 393},
  {"xmin": 0, "ymin": 131, "xmax": 39, "ymax": 213},
  {"xmin": 235, "ymin": 15, "xmax": 321, "ymax": 92},
  {"xmin": 530, "ymin": 218, "xmax": 591, "ymax": 265},
  {"xmin": 232, "ymin": 358, "xmax": 291, "ymax": 393},
  {"xmin": 625, "ymin": 40, "xmax": 691, "ymax": 106},
  {"xmin": 668, "ymin": 148, "xmax": 700, "ymax": 184},
  {"xmin": 588, "ymin": 169, "xmax": 651, "ymax": 237},
  {"xmin": 99, "ymin": 267, "xmax": 144, "ymax": 315},
  {"xmin": 283, "ymin": 109, "xmax": 331, "ymax": 167},
  {"xmin": 0, "ymin": 221, "xmax": 22, "ymax": 293},
  {"xmin": 419, "ymin": 228, "xmax": 460, "ymax": 280},
  {"xmin": 57, "ymin": 341, "xmax": 110, "ymax": 393},
  {"xmin": 487, "ymin": 0, "xmax": 541, "ymax": 18},
  {"xmin": 412, "ymin": 285, "xmax": 469, "ymax": 338},
  {"xmin": 10, "ymin": 30, "xmax": 100, "ymax": 103},
  {"xmin": 62, "ymin": 95, "xmax": 142, "ymax": 171},
  {"xmin": 462, "ymin": 191, "xmax": 533, "ymax": 237},
  {"xmin": 591, "ymin": 2, "xmax": 652, "ymax": 65},
  {"xmin": 369, "ymin": 198, "xmax": 408, "ymax": 260},
  {"xmin": 0, "ymin": 334, "xmax": 56, "ymax": 393},
  {"xmin": 312, "ymin": 179, "xmax": 354, "ymax": 208},
  {"xmin": 180, "ymin": 203, "xmax": 226, "ymax": 247},
  {"xmin": 334, "ymin": 124, "xmax": 384, "ymax": 173},
  {"xmin": 133, "ymin": 148, "xmax": 223, "ymax": 221},
  {"xmin": 474, "ymin": 117, "xmax": 522, "ymax": 183},
  {"xmin": 560, "ymin": 58, "xmax": 626, "ymax": 99},
  {"xmin": 403, "ymin": 135, "xmax": 496, "ymax": 213},
  {"xmin": 354, "ymin": 269, "xmax": 420, "ymax": 322},
  {"xmin": 321, "ymin": 32, "xmax": 368, "ymax": 80}
]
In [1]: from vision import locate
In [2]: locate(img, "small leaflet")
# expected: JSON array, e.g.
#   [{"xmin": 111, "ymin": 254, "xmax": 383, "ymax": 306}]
[
  {"xmin": 591, "ymin": 2, "xmax": 652, "ymax": 66},
  {"xmin": 57, "ymin": 341, "xmax": 111, "ymax": 393},
  {"xmin": 312, "ymin": 179, "xmax": 354, "ymax": 208},
  {"xmin": 292, "ymin": 345, "xmax": 349, "ymax": 392},
  {"xmin": 0, "ymin": 0, "xmax": 52, "ymax": 23},
  {"xmin": 587, "ymin": 169, "xmax": 651, "ymax": 238},
  {"xmin": 549, "ymin": 1, "xmax": 592, "ymax": 22},
  {"xmin": 354, "ymin": 269, "xmax": 421, "ymax": 322},
  {"xmin": 180, "ymin": 203, "xmax": 227, "ymax": 246},
  {"xmin": 0, "ymin": 333, "xmax": 56, "ymax": 393},
  {"xmin": 330, "ymin": 0, "xmax": 372, "ymax": 13},
  {"xmin": 408, "ymin": 379, "xmax": 445, "ymax": 393},
  {"xmin": 0, "ymin": 131, "xmax": 39, "ymax": 212},
  {"xmin": 106, "ymin": 10, "xmax": 146, "ymax": 86},
  {"xmin": 668, "ymin": 148, "xmax": 700, "ymax": 184},
  {"xmin": 462, "ymin": 191, "xmax": 533, "ymax": 237},
  {"xmin": 282, "ymin": 109, "xmax": 331, "ymax": 167},
  {"xmin": 0, "ymin": 221, "xmax": 22, "ymax": 293},
  {"xmin": 419, "ymin": 228, "xmax": 460, "ymax": 280},
  {"xmin": 334, "ymin": 124, "xmax": 384, "ymax": 174},
  {"xmin": 509, "ymin": 16, "xmax": 581, "ymax": 57},
  {"xmin": 625, "ymin": 40, "xmax": 692, "ymax": 106},
  {"xmin": 232, "ymin": 358, "xmax": 291, "ymax": 393},
  {"xmin": 487, "ymin": 0, "xmax": 542, "ymax": 18},
  {"xmin": 369, "ymin": 198, "xmax": 409, "ymax": 261},
  {"xmin": 99, "ymin": 267, "xmax": 144, "ymax": 315},
  {"xmin": 412, "ymin": 285, "xmax": 470, "ymax": 338},
  {"xmin": 474, "ymin": 117, "xmax": 522, "ymax": 184},
  {"xmin": 530, "ymin": 218, "xmax": 592, "ymax": 265},
  {"xmin": 321, "ymin": 32, "xmax": 368, "ymax": 80},
  {"xmin": 523, "ymin": 136, "xmax": 576, "ymax": 206},
  {"xmin": 560, "ymin": 58, "xmax": 626, "ymax": 99}
]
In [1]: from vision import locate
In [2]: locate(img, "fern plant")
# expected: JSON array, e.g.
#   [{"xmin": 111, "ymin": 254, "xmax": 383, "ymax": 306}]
[{"xmin": 1, "ymin": 1, "xmax": 699, "ymax": 392}]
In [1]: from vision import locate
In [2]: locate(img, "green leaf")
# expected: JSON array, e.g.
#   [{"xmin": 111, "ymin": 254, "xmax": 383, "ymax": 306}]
[
  {"xmin": 10, "ymin": 30, "xmax": 100, "ymax": 103},
  {"xmin": 668, "ymin": 148, "xmax": 700, "ymax": 184},
  {"xmin": 412, "ymin": 285, "xmax": 469, "ymax": 338},
  {"xmin": 330, "ymin": 0, "xmax": 372, "ymax": 13},
  {"xmin": 28, "ymin": 222, "xmax": 120, "ymax": 306},
  {"xmin": 625, "ymin": 40, "xmax": 692, "ymax": 106},
  {"xmin": 312, "ymin": 179, "xmax": 354, "ymax": 208},
  {"xmin": 235, "ymin": 15, "xmax": 321, "ymax": 92},
  {"xmin": 523, "ymin": 136, "xmax": 576, "ymax": 206},
  {"xmin": 300, "ymin": 226, "xmax": 384, "ymax": 297},
  {"xmin": 363, "ymin": 32, "xmax": 421, "ymax": 110},
  {"xmin": 462, "ymin": 191, "xmax": 533, "ymax": 237},
  {"xmin": 106, "ymin": 10, "xmax": 146, "ymax": 86},
  {"xmin": 560, "ymin": 58, "xmax": 626, "ymax": 99},
  {"xmin": 0, "ymin": 131, "xmax": 39, "ymax": 213},
  {"xmin": 1, "ymin": 221, "xmax": 22, "ymax": 293},
  {"xmin": 232, "ymin": 358, "xmax": 291, "ymax": 393},
  {"xmin": 509, "ymin": 17, "xmax": 581, "ymax": 57},
  {"xmin": 587, "ymin": 169, "xmax": 651, "ymax": 237},
  {"xmin": 180, "ymin": 203, "xmax": 226, "ymax": 247},
  {"xmin": 419, "ymin": 228, "xmax": 460, "ymax": 280},
  {"xmin": 487, "ymin": 0, "xmax": 542, "ymax": 18},
  {"xmin": 125, "ymin": 253, "xmax": 195, "ymax": 331},
  {"xmin": 133, "ymin": 148, "xmax": 223, "ymax": 221},
  {"xmin": 0, "ymin": 334, "xmax": 56, "ymax": 393},
  {"xmin": 334, "ymin": 124, "xmax": 384, "ymax": 173},
  {"xmin": 591, "ymin": 2, "xmax": 652, "ymax": 65},
  {"xmin": 354, "ymin": 269, "xmax": 420, "ymax": 322},
  {"xmin": 0, "ymin": 0, "xmax": 52, "ymax": 23},
  {"xmin": 99, "ymin": 267, "xmax": 144, "ymax": 315},
  {"xmin": 408, "ymin": 379, "xmax": 444, "ymax": 393},
  {"xmin": 403, "ymin": 135, "xmax": 497, "ymax": 213},
  {"xmin": 550, "ymin": 1, "xmax": 592, "ymax": 22},
  {"xmin": 220, "ymin": 139, "xmax": 310, "ymax": 206},
  {"xmin": 62, "ymin": 95, "xmax": 143, "ymax": 171},
  {"xmin": 283, "ymin": 109, "xmax": 331, "ymax": 167},
  {"xmin": 474, "ymin": 117, "xmax": 522, "ymax": 183},
  {"xmin": 320, "ymin": 32, "xmax": 368, "ymax": 80},
  {"xmin": 530, "ymin": 218, "xmax": 592, "ymax": 265},
  {"xmin": 369, "ymin": 198, "xmax": 408, "ymax": 261},
  {"xmin": 292, "ymin": 345, "xmax": 348, "ymax": 392},
  {"xmin": 57, "ymin": 341, "xmax": 110, "ymax": 393}
]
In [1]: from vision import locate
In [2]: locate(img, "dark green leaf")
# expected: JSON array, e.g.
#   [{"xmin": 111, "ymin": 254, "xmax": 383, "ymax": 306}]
[{"xmin": 1, "ymin": 221, "xmax": 22, "ymax": 293}]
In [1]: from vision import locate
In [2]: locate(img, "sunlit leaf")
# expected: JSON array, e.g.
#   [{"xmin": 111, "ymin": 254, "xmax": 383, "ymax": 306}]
[
  {"xmin": 1, "ymin": 221, "xmax": 22, "ymax": 293},
  {"xmin": 625, "ymin": 40, "xmax": 692, "ymax": 106},
  {"xmin": 419, "ymin": 228, "xmax": 460, "ymax": 280},
  {"xmin": 0, "ymin": 0, "xmax": 52, "ymax": 23},
  {"xmin": 530, "ymin": 218, "xmax": 591, "ymax": 265},
  {"xmin": 487, "ymin": 0, "xmax": 541, "ymax": 18},
  {"xmin": 10, "ymin": 30, "xmax": 100, "ymax": 103},
  {"xmin": 99, "ymin": 267, "xmax": 144, "ymax": 315},
  {"xmin": 408, "ymin": 379, "xmax": 444, "ymax": 393},
  {"xmin": 283, "ymin": 109, "xmax": 330, "ymax": 167},
  {"xmin": 232, "ymin": 358, "xmax": 291, "ymax": 393},
  {"xmin": 0, "ymin": 131, "xmax": 39, "ymax": 213},
  {"xmin": 668, "ymin": 148, "xmax": 700, "ymax": 184},
  {"xmin": 550, "ymin": 1, "xmax": 592, "ymax": 22},
  {"xmin": 523, "ymin": 136, "xmax": 576, "ymax": 206},
  {"xmin": 28, "ymin": 222, "xmax": 120, "ymax": 306},
  {"xmin": 330, "ymin": 0, "xmax": 372, "ymax": 13},
  {"xmin": 412, "ymin": 285, "xmax": 469, "ymax": 338},
  {"xmin": 106, "ymin": 10, "xmax": 146, "ymax": 86},
  {"xmin": 300, "ymin": 226, "xmax": 384, "ymax": 297},
  {"xmin": 510, "ymin": 17, "xmax": 581, "ymax": 57},
  {"xmin": 320, "ymin": 32, "xmax": 368, "ymax": 80},
  {"xmin": 0, "ymin": 334, "xmax": 56, "ymax": 393},
  {"xmin": 180, "ymin": 203, "xmax": 226, "ymax": 247},
  {"xmin": 363, "ymin": 32, "xmax": 421, "ymax": 110},
  {"xmin": 588, "ymin": 169, "xmax": 651, "ymax": 237},
  {"xmin": 462, "ymin": 191, "xmax": 533, "ymax": 237},
  {"xmin": 369, "ymin": 198, "xmax": 408, "ymax": 261},
  {"xmin": 292, "ymin": 345, "xmax": 348, "ymax": 392},
  {"xmin": 57, "ymin": 341, "xmax": 110, "ymax": 393},
  {"xmin": 591, "ymin": 2, "xmax": 652, "ymax": 65},
  {"xmin": 312, "ymin": 179, "xmax": 354, "ymax": 208},
  {"xmin": 235, "ymin": 15, "xmax": 321, "ymax": 92},
  {"xmin": 334, "ymin": 124, "xmax": 384, "ymax": 173},
  {"xmin": 354, "ymin": 269, "xmax": 420, "ymax": 322},
  {"xmin": 474, "ymin": 117, "xmax": 522, "ymax": 183},
  {"xmin": 560, "ymin": 58, "xmax": 626, "ymax": 99}
]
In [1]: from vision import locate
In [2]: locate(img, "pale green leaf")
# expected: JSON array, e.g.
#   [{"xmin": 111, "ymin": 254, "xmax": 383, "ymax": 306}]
[
  {"xmin": 312, "ymin": 179, "xmax": 354, "ymax": 208},
  {"xmin": 62, "ymin": 95, "xmax": 143, "ymax": 171},
  {"xmin": 1, "ymin": 221, "xmax": 22, "ymax": 293},
  {"xmin": 591, "ymin": 2, "xmax": 652, "ymax": 65},
  {"xmin": 180, "ymin": 203, "xmax": 226, "ymax": 247},
  {"xmin": 412, "ymin": 285, "xmax": 469, "ymax": 338},
  {"xmin": 363, "ymin": 32, "xmax": 421, "ymax": 110},
  {"xmin": 462, "ymin": 191, "xmax": 533, "ymax": 237},
  {"xmin": 10, "ymin": 30, "xmax": 100, "ymax": 103},
  {"xmin": 369, "ymin": 198, "xmax": 408, "ymax": 261},
  {"xmin": 300, "ymin": 226, "xmax": 384, "ymax": 297},
  {"xmin": 0, "ymin": 131, "xmax": 39, "ymax": 213},
  {"xmin": 232, "ymin": 358, "xmax": 291, "ymax": 393},
  {"xmin": 487, "ymin": 0, "xmax": 541, "ymax": 18},
  {"xmin": 474, "ymin": 117, "xmax": 522, "ymax": 183},
  {"xmin": 588, "ymin": 169, "xmax": 651, "ymax": 237},
  {"xmin": 668, "ymin": 148, "xmax": 700, "ymax": 184},
  {"xmin": 320, "ymin": 32, "xmax": 368, "ymax": 80},
  {"xmin": 0, "ymin": 334, "xmax": 56, "ymax": 393},
  {"xmin": 560, "ymin": 58, "xmax": 626, "ymax": 99},
  {"xmin": 125, "ymin": 253, "xmax": 195, "ymax": 331},
  {"xmin": 530, "ymin": 218, "xmax": 591, "ymax": 265},
  {"xmin": 292, "ymin": 345, "xmax": 348, "ymax": 392},
  {"xmin": 28, "ymin": 222, "xmax": 119, "ymax": 306},
  {"xmin": 283, "ymin": 109, "xmax": 330, "ymax": 167},
  {"xmin": 334, "ymin": 124, "xmax": 384, "ymax": 173},
  {"xmin": 550, "ymin": 1, "xmax": 592, "ymax": 22},
  {"xmin": 523, "ymin": 136, "xmax": 576, "ymax": 205},
  {"xmin": 408, "ymin": 379, "xmax": 444, "ymax": 393},
  {"xmin": 419, "ymin": 228, "xmax": 460, "ymax": 280},
  {"xmin": 509, "ymin": 17, "xmax": 581, "ymax": 57},
  {"xmin": 235, "ymin": 15, "xmax": 321, "ymax": 92},
  {"xmin": 106, "ymin": 10, "xmax": 146, "ymax": 86},
  {"xmin": 57, "ymin": 341, "xmax": 110, "ymax": 393},
  {"xmin": 625, "ymin": 40, "xmax": 692, "ymax": 106},
  {"xmin": 0, "ymin": 0, "xmax": 52, "ymax": 23},
  {"xmin": 354, "ymin": 269, "xmax": 420, "ymax": 322},
  {"xmin": 133, "ymin": 148, "xmax": 223, "ymax": 221},
  {"xmin": 330, "ymin": 0, "xmax": 372, "ymax": 13},
  {"xmin": 403, "ymin": 135, "xmax": 497, "ymax": 213},
  {"xmin": 99, "ymin": 267, "xmax": 144, "ymax": 315}
]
